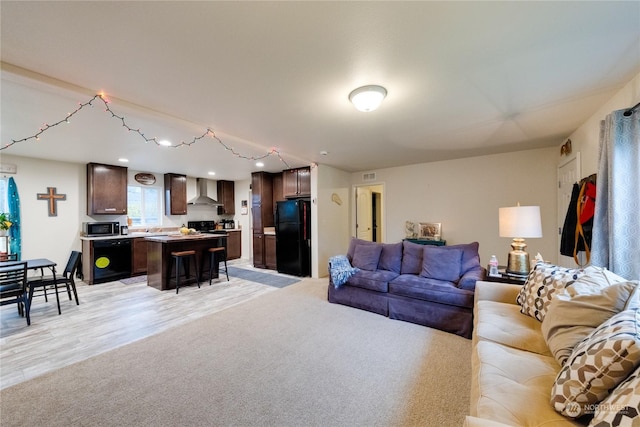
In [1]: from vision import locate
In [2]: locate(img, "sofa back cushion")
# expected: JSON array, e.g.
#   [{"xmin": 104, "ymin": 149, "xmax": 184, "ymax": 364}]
[
  {"xmin": 420, "ymin": 246, "xmax": 463, "ymax": 282},
  {"xmin": 440, "ymin": 241, "xmax": 481, "ymax": 274},
  {"xmin": 378, "ymin": 242, "xmax": 402, "ymax": 273},
  {"xmin": 401, "ymin": 240, "xmax": 424, "ymax": 275},
  {"xmin": 351, "ymin": 244, "xmax": 383, "ymax": 271},
  {"xmin": 346, "ymin": 237, "xmax": 375, "ymax": 262}
]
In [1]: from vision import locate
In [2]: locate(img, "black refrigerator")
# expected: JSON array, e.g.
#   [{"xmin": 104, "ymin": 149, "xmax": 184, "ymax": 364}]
[{"xmin": 275, "ymin": 199, "xmax": 311, "ymax": 277}]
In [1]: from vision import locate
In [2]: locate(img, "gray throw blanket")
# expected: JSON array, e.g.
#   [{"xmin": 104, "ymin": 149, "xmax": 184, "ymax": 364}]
[{"xmin": 328, "ymin": 255, "xmax": 359, "ymax": 288}]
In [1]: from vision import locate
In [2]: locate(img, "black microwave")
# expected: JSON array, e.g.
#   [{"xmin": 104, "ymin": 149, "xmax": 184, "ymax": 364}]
[{"xmin": 83, "ymin": 221, "xmax": 120, "ymax": 237}]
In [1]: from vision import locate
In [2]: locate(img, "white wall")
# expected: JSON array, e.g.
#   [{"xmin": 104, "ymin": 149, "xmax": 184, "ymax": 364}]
[
  {"xmin": 348, "ymin": 147, "xmax": 559, "ymax": 269},
  {"xmin": 233, "ymin": 178, "xmax": 252, "ymax": 260},
  {"xmin": 313, "ymin": 164, "xmax": 351, "ymax": 278},
  {"xmin": 0, "ymin": 154, "xmax": 85, "ymax": 269},
  {"xmin": 564, "ymin": 72, "xmax": 640, "ymax": 177}
]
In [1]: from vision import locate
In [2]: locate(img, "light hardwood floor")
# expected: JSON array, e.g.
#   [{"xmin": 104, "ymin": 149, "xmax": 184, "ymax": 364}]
[{"xmin": 0, "ymin": 261, "xmax": 290, "ymax": 390}]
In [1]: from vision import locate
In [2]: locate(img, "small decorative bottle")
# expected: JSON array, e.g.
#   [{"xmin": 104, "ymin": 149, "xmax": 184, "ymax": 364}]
[{"xmin": 489, "ymin": 255, "xmax": 499, "ymax": 277}]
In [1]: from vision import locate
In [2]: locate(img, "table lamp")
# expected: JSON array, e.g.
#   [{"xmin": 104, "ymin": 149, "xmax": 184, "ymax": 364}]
[{"xmin": 499, "ymin": 205, "xmax": 542, "ymax": 275}]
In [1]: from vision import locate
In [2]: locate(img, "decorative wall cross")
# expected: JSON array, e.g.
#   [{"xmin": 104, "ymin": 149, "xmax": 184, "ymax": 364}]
[{"xmin": 37, "ymin": 187, "xmax": 67, "ymax": 217}]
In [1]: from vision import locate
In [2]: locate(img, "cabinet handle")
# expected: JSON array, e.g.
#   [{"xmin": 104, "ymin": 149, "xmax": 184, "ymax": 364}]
[{"xmin": 104, "ymin": 208, "xmax": 117, "ymax": 212}]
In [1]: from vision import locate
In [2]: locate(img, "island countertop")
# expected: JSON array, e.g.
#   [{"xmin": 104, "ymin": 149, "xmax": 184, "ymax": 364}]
[
  {"xmin": 146, "ymin": 233, "xmax": 228, "ymax": 291},
  {"xmin": 144, "ymin": 233, "xmax": 228, "ymax": 243}
]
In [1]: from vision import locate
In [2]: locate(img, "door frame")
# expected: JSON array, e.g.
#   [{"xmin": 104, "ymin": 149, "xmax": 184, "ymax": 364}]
[
  {"xmin": 353, "ymin": 183, "xmax": 385, "ymax": 242},
  {"xmin": 557, "ymin": 151, "xmax": 581, "ymax": 267}
]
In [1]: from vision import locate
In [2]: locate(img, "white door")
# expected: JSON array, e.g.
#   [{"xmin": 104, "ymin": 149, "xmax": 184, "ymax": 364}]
[
  {"xmin": 557, "ymin": 152, "xmax": 581, "ymax": 267},
  {"xmin": 356, "ymin": 187, "xmax": 373, "ymax": 241}
]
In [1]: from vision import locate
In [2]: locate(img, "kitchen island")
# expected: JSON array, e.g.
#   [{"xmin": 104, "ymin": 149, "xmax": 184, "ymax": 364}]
[{"xmin": 145, "ymin": 233, "xmax": 228, "ymax": 291}]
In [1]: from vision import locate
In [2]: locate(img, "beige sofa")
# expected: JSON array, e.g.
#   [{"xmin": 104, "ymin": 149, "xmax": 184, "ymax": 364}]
[
  {"xmin": 465, "ymin": 280, "xmax": 582, "ymax": 426},
  {"xmin": 466, "ymin": 270, "xmax": 640, "ymax": 427}
]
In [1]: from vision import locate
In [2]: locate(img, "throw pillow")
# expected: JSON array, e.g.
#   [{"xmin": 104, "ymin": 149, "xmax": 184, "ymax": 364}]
[
  {"xmin": 589, "ymin": 365, "xmax": 640, "ymax": 426},
  {"xmin": 542, "ymin": 281, "xmax": 640, "ymax": 365},
  {"xmin": 420, "ymin": 246, "xmax": 463, "ymax": 282},
  {"xmin": 351, "ymin": 244, "xmax": 383, "ymax": 271},
  {"xmin": 346, "ymin": 237, "xmax": 376, "ymax": 262},
  {"xmin": 565, "ymin": 267, "xmax": 628, "ymax": 296},
  {"xmin": 401, "ymin": 240, "xmax": 424, "ymax": 275},
  {"xmin": 378, "ymin": 242, "xmax": 403, "ymax": 273},
  {"xmin": 439, "ymin": 241, "xmax": 481, "ymax": 274},
  {"xmin": 551, "ymin": 308, "xmax": 640, "ymax": 419},
  {"xmin": 516, "ymin": 262, "xmax": 586, "ymax": 321}
]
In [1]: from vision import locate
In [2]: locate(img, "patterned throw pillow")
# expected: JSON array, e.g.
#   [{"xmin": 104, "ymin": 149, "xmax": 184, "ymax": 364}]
[
  {"xmin": 589, "ymin": 366, "xmax": 640, "ymax": 427},
  {"xmin": 516, "ymin": 262, "xmax": 586, "ymax": 321},
  {"xmin": 551, "ymin": 308, "xmax": 640, "ymax": 419}
]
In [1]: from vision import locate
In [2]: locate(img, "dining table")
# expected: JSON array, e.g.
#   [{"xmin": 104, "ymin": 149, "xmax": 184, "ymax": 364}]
[{"xmin": 0, "ymin": 258, "xmax": 59, "ymax": 315}]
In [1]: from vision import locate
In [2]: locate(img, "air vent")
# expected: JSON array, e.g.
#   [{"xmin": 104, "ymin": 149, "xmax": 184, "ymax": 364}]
[{"xmin": 362, "ymin": 172, "xmax": 376, "ymax": 182}]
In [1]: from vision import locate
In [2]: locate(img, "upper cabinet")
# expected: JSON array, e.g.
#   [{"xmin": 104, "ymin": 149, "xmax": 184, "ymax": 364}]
[
  {"xmin": 216, "ymin": 180, "xmax": 235, "ymax": 215},
  {"xmin": 164, "ymin": 173, "xmax": 187, "ymax": 215},
  {"xmin": 87, "ymin": 163, "xmax": 127, "ymax": 215},
  {"xmin": 283, "ymin": 167, "xmax": 311, "ymax": 198}
]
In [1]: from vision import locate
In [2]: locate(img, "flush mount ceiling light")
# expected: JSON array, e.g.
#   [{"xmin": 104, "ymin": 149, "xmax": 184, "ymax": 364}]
[{"xmin": 349, "ymin": 85, "xmax": 387, "ymax": 112}]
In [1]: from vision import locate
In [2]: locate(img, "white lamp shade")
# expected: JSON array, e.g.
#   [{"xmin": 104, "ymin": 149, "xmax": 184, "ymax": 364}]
[
  {"xmin": 499, "ymin": 206, "xmax": 543, "ymax": 238},
  {"xmin": 349, "ymin": 85, "xmax": 387, "ymax": 112}
]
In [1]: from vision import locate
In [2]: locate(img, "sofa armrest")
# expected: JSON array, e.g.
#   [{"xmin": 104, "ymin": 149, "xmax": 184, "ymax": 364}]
[
  {"xmin": 474, "ymin": 280, "xmax": 521, "ymax": 305},
  {"xmin": 458, "ymin": 266, "xmax": 486, "ymax": 291},
  {"xmin": 463, "ymin": 416, "xmax": 515, "ymax": 427}
]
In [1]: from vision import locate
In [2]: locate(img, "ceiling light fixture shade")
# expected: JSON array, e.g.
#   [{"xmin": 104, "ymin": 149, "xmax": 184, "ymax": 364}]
[{"xmin": 349, "ymin": 85, "xmax": 387, "ymax": 112}]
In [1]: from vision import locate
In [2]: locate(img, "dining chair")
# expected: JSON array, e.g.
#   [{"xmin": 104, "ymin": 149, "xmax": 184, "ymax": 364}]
[
  {"xmin": 28, "ymin": 251, "xmax": 81, "ymax": 315},
  {"xmin": 0, "ymin": 262, "xmax": 30, "ymax": 325}
]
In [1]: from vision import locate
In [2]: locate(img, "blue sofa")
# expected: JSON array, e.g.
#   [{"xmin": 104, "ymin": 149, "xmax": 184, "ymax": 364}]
[{"xmin": 328, "ymin": 238, "xmax": 486, "ymax": 338}]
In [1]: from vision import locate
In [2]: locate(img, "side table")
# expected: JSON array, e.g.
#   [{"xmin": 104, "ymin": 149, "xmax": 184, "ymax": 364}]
[
  {"xmin": 485, "ymin": 266, "xmax": 527, "ymax": 285},
  {"xmin": 403, "ymin": 238, "xmax": 446, "ymax": 246}
]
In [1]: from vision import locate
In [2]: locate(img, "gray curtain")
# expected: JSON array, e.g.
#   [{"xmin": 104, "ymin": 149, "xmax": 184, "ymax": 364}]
[{"xmin": 591, "ymin": 109, "xmax": 640, "ymax": 280}]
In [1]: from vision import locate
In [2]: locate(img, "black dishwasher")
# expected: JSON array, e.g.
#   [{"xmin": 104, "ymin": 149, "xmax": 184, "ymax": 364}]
[{"xmin": 92, "ymin": 239, "xmax": 132, "ymax": 284}]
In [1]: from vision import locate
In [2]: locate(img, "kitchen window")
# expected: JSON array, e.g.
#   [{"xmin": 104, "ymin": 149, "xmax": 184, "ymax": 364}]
[{"xmin": 127, "ymin": 184, "xmax": 161, "ymax": 227}]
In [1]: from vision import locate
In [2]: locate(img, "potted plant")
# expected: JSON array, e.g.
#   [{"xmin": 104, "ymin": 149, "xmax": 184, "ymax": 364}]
[{"xmin": 0, "ymin": 213, "xmax": 12, "ymax": 236}]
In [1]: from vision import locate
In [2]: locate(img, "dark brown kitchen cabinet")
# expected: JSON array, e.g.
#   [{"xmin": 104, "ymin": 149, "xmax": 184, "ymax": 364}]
[
  {"xmin": 226, "ymin": 230, "xmax": 241, "ymax": 260},
  {"xmin": 283, "ymin": 167, "xmax": 311, "ymax": 198},
  {"xmin": 216, "ymin": 180, "xmax": 235, "ymax": 215},
  {"xmin": 272, "ymin": 173, "xmax": 284, "ymax": 204},
  {"xmin": 131, "ymin": 237, "xmax": 148, "ymax": 275},
  {"xmin": 87, "ymin": 163, "xmax": 128, "ymax": 215},
  {"xmin": 253, "ymin": 234, "xmax": 265, "ymax": 268},
  {"xmin": 251, "ymin": 172, "xmax": 274, "ymax": 231},
  {"xmin": 164, "ymin": 173, "xmax": 187, "ymax": 215},
  {"xmin": 265, "ymin": 235, "xmax": 276, "ymax": 270}
]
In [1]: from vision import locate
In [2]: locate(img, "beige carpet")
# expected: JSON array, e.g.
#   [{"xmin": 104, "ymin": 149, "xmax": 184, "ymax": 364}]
[{"xmin": 0, "ymin": 278, "xmax": 471, "ymax": 427}]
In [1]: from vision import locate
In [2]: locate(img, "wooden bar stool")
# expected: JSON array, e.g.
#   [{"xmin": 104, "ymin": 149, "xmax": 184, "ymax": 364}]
[
  {"xmin": 207, "ymin": 237, "xmax": 229, "ymax": 285},
  {"xmin": 170, "ymin": 250, "xmax": 200, "ymax": 294}
]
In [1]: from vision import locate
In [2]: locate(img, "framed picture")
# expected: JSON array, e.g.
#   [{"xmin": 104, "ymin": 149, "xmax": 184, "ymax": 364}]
[{"xmin": 418, "ymin": 222, "xmax": 441, "ymax": 240}]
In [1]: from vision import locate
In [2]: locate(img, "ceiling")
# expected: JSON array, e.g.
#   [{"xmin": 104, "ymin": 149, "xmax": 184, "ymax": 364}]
[{"xmin": 1, "ymin": 1, "xmax": 639, "ymax": 181}]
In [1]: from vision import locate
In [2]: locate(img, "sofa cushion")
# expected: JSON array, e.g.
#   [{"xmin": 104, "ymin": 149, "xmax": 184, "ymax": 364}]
[
  {"xmin": 401, "ymin": 240, "xmax": 424, "ymax": 275},
  {"xmin": 352, "ymin": 244, "xmax": 382, "ymax": 271},
  {"xmin": 542, "ymin": 281, "xmax": 640, "ymax": 365},
  {"xmin": 346, "ymin": 269, "xmax": 398, "ymax": 293},
  {"xmin": 475, "ymin": 300, "xmax": 551, "ymax": 356},
  {"xmin": 346, "ymin": 237, "xmax": 376, "ymax": 262},
  {"xmin": 552, "ymin": 308, "xmax": 640, "ymax": 419},
  {"xmin": 589, "ymin": 365, "xmax": 640, "ymax": 426},
  {"xmin": 440, "ymin": 241, "xmax": 481, "ymax": 274},
  {"xmin": 420, "ymin": 246, "xmax": 462, "ymax": 282},
  {"xmin": 378, "ymin": 242, "xmax": 402, "ymax": 273},
  {"xmin": 516, "ymin": 262, "xmax": 587, "ymax": 321},
  {"xmin": 389, "ymin": 274, "xmax": 474, "ymax": 308},
  {"xmin": 473, "ymin": 340, "xmax": 569, "ymax": 426}
]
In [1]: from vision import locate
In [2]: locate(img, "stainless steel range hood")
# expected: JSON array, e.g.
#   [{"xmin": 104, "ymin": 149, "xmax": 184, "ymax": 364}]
[{"xmin": 188, "ymin": 178, "xmax": 222, "ymax": 206}]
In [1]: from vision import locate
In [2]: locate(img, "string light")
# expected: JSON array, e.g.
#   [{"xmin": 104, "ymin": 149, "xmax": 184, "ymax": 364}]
[{"xmin": 2, "ymin": 93, "xmax": 291, "ymax": 168}]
